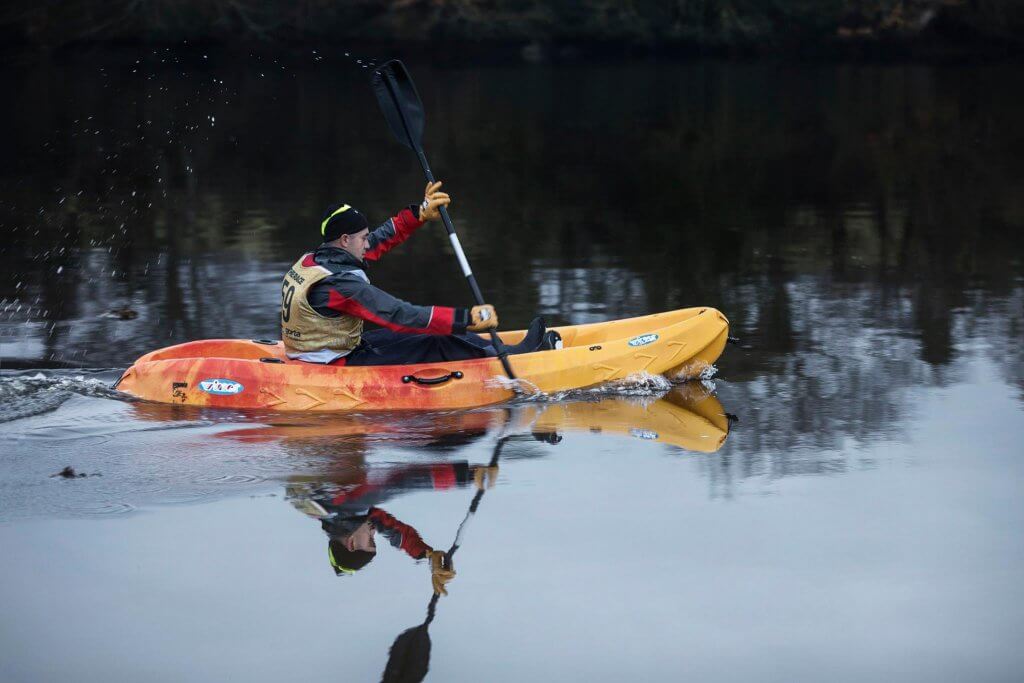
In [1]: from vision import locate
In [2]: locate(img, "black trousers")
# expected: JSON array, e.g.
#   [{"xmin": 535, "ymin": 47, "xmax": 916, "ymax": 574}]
[{"xmin": 343, "ymin": 328, "xmax": 494, "ymax": 366}]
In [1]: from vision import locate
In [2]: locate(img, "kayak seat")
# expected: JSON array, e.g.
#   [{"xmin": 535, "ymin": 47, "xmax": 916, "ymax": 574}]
[{"xmin": 505, "ymin": 317, "xmax": 547, "ymax": 354}]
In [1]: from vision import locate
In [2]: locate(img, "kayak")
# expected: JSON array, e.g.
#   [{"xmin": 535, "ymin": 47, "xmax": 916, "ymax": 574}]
[
  {"xmin": 114, "ymin": 307, "xmax": 729, "ymax": 411},
  {"xmin": 200, "ymin": 386, "xmax": 730, "ymax": 453},
  {"xmin": 115, "ymin": 307, "xmax": 728, "ymax": 411}
]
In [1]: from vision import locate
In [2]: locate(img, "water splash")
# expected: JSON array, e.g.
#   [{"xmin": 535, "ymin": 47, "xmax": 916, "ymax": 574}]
[
  {"xmin": 670, "ymin": 361, "xmax": 718, "ymax": 382},
  {"xmin": 488, "ymin": 371, "xmax": 681, "ymax": 404},
  {"xmin": 0, "ymin": 371, "xmax": 129, "ymax": 423},
  {"xmin": 486, "ymin": 375, "xmax": 543, "ymax": 396}
]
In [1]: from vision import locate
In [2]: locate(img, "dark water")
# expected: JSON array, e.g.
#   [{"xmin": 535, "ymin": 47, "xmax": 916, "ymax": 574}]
[{"xmin": 2, "ymin": 51, "xmax": 1023, "ymax": 681}]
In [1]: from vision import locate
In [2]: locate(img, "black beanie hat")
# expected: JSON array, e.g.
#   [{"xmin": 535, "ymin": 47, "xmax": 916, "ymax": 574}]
[
  {"xmin": 328, "ymin": 538, "xmax": 376, "ymax": 575},
  {"xmin": 321, "ymin": 203, "xmax": 369, "ymax": 241}
]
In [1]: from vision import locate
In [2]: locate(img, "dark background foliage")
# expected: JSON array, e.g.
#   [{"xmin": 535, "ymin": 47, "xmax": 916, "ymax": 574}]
[{"xmin": 4, "ymin": 1, "xmax": 1024, "ymax": 58}]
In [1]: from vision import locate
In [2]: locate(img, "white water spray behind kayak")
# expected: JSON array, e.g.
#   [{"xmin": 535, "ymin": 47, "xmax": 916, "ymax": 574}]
[{"xmin": 489, "ymin": 370, "xmax": 717, "ymax": 404}]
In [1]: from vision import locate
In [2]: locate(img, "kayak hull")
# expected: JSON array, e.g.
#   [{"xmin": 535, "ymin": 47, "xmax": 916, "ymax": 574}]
[{"xmin": 115, "ymin": 307, "xmax": 729, "ymax": 411}]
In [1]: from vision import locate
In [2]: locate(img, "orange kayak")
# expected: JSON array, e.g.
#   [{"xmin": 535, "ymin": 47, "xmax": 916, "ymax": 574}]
[{"xmin": 114, "ymin": 307, "xmax": 729, "ymax": 411}]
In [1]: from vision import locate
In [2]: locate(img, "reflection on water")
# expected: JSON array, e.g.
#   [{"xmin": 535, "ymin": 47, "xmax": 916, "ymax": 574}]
[
  {"xmin": 531, "ymin": 260, "xmax": 648, "ymax": 324},
  {"xmin": 279, "ymin": 389, "xmax": 727, "ymax": 575},
  {"xmin": 275, "ymin": 389, "xmax": 729, "ymax": 682},
  {"xmin": 2, "ymin": 361, "xmax": 1023, "ymax": 680},
  {"xmin": 0, "ymin": 383, "xmax": 728, "ymax": 521},
  {"xmin": 286, "ymin": 436, "xmax": 508, "ymax": 683},
  {"xmin": 0, "ymin": 375, "xmax": 731, "ymax": 680}
]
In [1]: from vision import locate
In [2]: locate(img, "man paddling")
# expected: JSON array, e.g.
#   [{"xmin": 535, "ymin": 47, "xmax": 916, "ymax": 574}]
[{"xmin": 281, "ymin": 182, "xmax": 552, "ymax": 365}]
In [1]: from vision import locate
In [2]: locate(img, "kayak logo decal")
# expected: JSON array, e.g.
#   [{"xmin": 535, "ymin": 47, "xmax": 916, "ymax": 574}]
[
  {"xmin": 628, "ymin": 333, "xmax": 659, "ymax": 347},
  {"xmin": 198, "ymin": 378, "xmax": 244, "ymax": 395},
  {"xmin": 630, "ymin": 428, "xmax": 659, "ymax": 440}
]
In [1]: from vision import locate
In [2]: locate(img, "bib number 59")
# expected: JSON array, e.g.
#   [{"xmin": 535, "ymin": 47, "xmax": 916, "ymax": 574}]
[{"xmin": 281, "ymin": 282, "xmax": 296, "ymax": 323}]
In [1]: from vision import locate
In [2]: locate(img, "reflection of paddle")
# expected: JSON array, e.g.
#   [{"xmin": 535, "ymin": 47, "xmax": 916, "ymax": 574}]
[
  {"xmin": 381, "ymin": 436, "xmax": 512, "ymax": 683},
  {"xmin": 381, "ymin": 593, "xmax": 440, "ymax": 683},
  {"xmin": 370, "ymin": 60, "xmax": 516, "ymax": 383}
]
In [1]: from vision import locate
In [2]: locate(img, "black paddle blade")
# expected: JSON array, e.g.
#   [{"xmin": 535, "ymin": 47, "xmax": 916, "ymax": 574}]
[
  {"xmin": 381, "ymin": 624, "xmax": 431, "ymax": 683},
  {"xmin": 372, "ymin": 60, "xmax": 425, "ymax": 150}
]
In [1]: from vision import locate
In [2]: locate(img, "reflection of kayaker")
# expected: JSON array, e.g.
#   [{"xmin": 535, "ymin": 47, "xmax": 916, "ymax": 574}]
[{"xmin": 287, "ymin": 461, "xmax": 497, "ymax": 595}]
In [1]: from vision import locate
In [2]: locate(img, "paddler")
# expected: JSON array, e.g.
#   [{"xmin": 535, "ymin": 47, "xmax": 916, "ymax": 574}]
[{"xmin": 281, "ymin": 182, "xmax": 556, "ymax": 365}]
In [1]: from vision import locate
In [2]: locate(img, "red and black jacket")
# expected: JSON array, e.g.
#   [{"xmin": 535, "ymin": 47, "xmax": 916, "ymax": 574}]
[
  {"xmin": 303, "ymin": 206, "xmax": 471, "ymax": 335},
  {"xmin": 310, "ymin": 461, "xmax": 473, "ymax": 560},
  {"xmin": 368, "ymin": 507, "xmax": 432, "ymax": 560}
]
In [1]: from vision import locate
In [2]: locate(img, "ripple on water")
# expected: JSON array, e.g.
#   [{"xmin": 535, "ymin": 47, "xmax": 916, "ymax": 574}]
[
  {"xmin": 24, "ymin": 419, "xmax": 217, "ymax": 440},
  {"xmin": 153, "ymin": 489, "xmax": 221, "ymax": 506},
  {"xmin": 189, "ymin": 473, "xmax": 266, "ymax": 485},
  {"xmin": 58, "ymin": 500, "xmax": 137, "ymax": 517}
]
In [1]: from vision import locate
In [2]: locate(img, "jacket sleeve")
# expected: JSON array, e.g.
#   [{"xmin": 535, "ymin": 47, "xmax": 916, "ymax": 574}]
[
  {"xmin": 369, "ymin": 507, "xmax": 431, "ymax": 560},
  {"xmin": 379, "ymin": 462, "xmax": 472, "ymax": 491},
  {"xmin": 326, "ymin": 272, "xmax": 469, "ymax": 335},
  {"xmin": 364, "ymin": 206, "xmax": 424, "ymax": 262}
]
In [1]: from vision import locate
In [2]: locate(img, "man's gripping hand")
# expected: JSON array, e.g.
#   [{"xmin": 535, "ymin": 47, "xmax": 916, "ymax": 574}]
[
  {"xmin": 419, "ymin": 181, "xmax": 451, "ymax": 221},
  {"xmin": 468, "ymin": 305, "xmax": 499, "ymax": 332}
]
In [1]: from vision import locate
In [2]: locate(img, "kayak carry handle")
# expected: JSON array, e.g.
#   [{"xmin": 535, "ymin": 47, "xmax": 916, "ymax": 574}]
[{"xmin": 402, "ymin": 371, "xmax": 464, "ymax": 386}]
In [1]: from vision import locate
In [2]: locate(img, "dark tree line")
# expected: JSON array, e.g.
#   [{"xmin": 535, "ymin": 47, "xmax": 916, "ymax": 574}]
[{"xmin": 3, "ymin": 1, "xmax": 1024, "ymax": 57}]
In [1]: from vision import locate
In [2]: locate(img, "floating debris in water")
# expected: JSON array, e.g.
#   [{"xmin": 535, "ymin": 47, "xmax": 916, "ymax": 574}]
[
  {"xmin": 51, "ymin": 466, "xmax": 100, "ymax": 479},
  {"xmin": 102, "ymin": 307, "xmax": 138, "ymax": 320},
  {"xmin": 531, "ymin": 430, "xmax": 563, "ymax": 445}
]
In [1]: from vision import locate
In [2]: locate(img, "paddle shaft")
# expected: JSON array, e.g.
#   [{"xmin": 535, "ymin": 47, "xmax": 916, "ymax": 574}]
[
  {"xmin": 378, "ymin": 67, "xmax": 517, "ymax": 381},
  {"xmin": 415, "ymin": 157, "xmax": 509, "ymax": 358}
]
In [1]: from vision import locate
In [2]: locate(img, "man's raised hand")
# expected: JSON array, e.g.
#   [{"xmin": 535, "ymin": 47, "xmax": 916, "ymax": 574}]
[{"xmin": 419, "ymin": 181, "xmax": 451, "ymax": 221}]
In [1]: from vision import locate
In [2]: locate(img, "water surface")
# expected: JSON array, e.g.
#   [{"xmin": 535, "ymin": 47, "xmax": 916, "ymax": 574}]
[{"xmin": 1, "ymin": 53, "xmax": 1023, "ymax": 681}]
